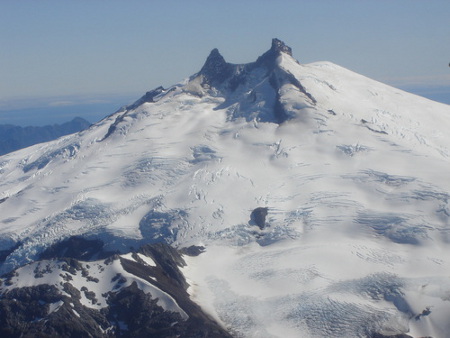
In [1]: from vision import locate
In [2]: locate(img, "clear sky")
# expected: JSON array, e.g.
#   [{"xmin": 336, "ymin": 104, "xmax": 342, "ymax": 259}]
[{"xmin": 1, "ymin": 0, "xmax": 450, "ymax": 125}]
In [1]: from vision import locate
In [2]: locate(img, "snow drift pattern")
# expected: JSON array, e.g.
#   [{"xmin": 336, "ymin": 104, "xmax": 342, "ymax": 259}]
[{"xmin": 1, "ymin": 39, "xmax": 450, "ymax": 337}]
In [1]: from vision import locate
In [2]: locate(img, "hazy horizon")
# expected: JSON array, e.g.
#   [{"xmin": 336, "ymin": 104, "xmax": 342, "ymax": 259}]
[{"xmin": 2, "ymin": 1, "xmax": 450, "ymax": 126}]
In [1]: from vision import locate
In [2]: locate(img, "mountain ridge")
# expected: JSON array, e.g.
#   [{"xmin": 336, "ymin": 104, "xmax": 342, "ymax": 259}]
[{"xmin": 0, "ymin": 117, "xmax": 91, "ymax": 156}]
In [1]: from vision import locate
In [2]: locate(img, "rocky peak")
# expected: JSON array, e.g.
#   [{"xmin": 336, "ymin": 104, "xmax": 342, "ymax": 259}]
[
  {"xmin": 204, "ymin": 48, "xmax": 226, "ymax": 67},
  {"xmin": 271, "ymin": 38, "xmax": 293, "ymax": 56},
  {"xmin": 197, "ymin": 39, "xmax": 294, "ymax": 89},
  {"xmin": 256, "ymin": 38, "xmax": 294, "ymax": 68},
  {"xmin": 199, "ymin": 48, "xmax": 232, "ymax": 85}
]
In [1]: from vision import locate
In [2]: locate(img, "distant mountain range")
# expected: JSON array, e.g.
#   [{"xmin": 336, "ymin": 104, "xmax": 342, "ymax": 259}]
[{"xmin": 0, "ymin": 117, "xmax": 91, "ymax": 156}]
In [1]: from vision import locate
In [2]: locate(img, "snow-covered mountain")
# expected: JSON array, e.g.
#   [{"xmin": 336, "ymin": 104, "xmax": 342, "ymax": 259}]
[{"xmin": 1, "ymin": 39, "xmax": 450, "ymax": 337}]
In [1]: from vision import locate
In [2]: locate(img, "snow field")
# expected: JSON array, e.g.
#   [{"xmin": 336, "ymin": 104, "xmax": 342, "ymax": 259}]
[{"xmin": 0, "ymin": 48, "xmax": 449, "ymax": 336}]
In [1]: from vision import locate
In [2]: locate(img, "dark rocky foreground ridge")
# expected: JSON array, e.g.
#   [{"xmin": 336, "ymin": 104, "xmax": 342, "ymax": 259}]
[
  {"xmin": 0, "ymin": 117, "xmax": 91, "ymax": 156},
  {"xmin": 0, "ymin": 239, "xmax": 231, "ymax": 338}
]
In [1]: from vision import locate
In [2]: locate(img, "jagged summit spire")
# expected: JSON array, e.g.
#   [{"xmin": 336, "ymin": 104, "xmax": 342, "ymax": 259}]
[
  {"xmin": 204, "ymin": 48, "xmax": 226, "ymax": 67},
  {"xmin": 199, "ymin": 48, "xmax": 231, "ymax": 85},
  {"xmin": 255, "ymin": 38, "xmax": 293, "ymax": 67},
  {"xmin": 270, "ymin": 38, "xmax": 292, "ymax": 56},
  {"xmin": 198, "ymin": 39, "xmax": 294, "ymax": 87}
]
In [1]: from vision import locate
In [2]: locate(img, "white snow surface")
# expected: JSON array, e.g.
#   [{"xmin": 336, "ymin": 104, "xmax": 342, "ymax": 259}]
[{"xmin": 1, "ymin": 50, "xmax": 450, "ymax": 337}]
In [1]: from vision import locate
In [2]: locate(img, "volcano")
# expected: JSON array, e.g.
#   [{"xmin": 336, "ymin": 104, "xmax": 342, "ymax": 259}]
[{"xmin": 0, "ymin": 39, "xmax": 449, "ymax": 337}]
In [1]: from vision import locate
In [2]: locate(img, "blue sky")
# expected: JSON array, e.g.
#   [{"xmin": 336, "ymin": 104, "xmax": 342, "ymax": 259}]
[{"xmin": 1, "ymin": 0, "xmax": 450, "ymax": 125}]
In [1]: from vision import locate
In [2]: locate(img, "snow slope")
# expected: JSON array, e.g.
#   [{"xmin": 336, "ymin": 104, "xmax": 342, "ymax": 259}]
[{"xmin": 1, "ymin": 39, "xmax": 449, "ymax": 337}]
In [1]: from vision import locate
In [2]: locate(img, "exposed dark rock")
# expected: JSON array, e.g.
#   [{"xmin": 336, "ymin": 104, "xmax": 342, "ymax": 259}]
[
  {"xmin": 190, "ymin": 145, "xmax": 218, "ymax": 164},
  {"xmin": 105, "ymin": 282, "xmax": 184, "ymax": 337},
  {"xmin": 283, "ymin": 70, "xmax": 316, "ymax": 104},
  {"xmin": 272, "ymin": 38, "xmax": 293, "ymax": 55},
  {"xmin": 199, "ymin": 39, "xmax": 314, "ymax": 125},
  {"xmin": 361, "ymin": 119, "xmax": 388, "ymax": 135},
  {"xmin": 180, "ymin": 245, "xmax": 206, "ymax": 257},
  {"xmin": 122, "ymin": 243, "xmax": 231, "ymax": 337},
  {"xmin": 200, "ymin": 48, "xmax": 234, "ymax": 86},
  {"xmin": 250, "ymin": 207, "xmax": 269, "ymax": 230},
  {"xmin": 273, "ymin": 88, "xmax": 289, "ymax": 124},
  {"xmin": 200, "ymin": 38, "xmax": 294, "ymax": 91},
  {"xmin": 414, "ymin": 306, "xmax": 431, "ymax": 320},
  {"xmin": 100, "ymin": 86, "xmax": 168, "ymax": 142},
  {"xmin": 39, "ymin": 236, "xmax": 114, "ymax": 261},
  {"xmin": 0, "ymin": 284, "xmax": 107, "ymax": 338},
  {"xmin": 137, "ymin": 242, "xmax": 188, "ymax": 289},
  {"xmin": 128, "ymin": 86, "xmax": 166, "ymax": 110},
  {"xmin": 83, "ymin": 289, "xmax": 97, "ymax": 305},
  {"xmin": 111, "ymin": 273, "xmax": 127, "ymax": 289},
  {"xmin": 0, "ymin": 242, "xmax": 232, "ymax": 337},
  {"xmin": 369, "ymin": 333, "xmax": 413, "ymax": 338},
  {"xmin": 100, "ymin": 112, "xmax": 127, "ymax": 141},
  {"xmin": 367, "ymin": 126, "xmax": 388, "ymax": 135},
  {"xmin": 256, "ymin": 38, "xmax": 293, "ymax": 68},
  {"xmin": 328, "ymin": 109, "xmax": 337, "ymax": 115}
]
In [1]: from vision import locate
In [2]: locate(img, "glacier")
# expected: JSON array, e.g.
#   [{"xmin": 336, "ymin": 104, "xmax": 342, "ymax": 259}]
[{"xmin": 1, "ymin": 39, "xmax": 450, "ymax": 337}]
